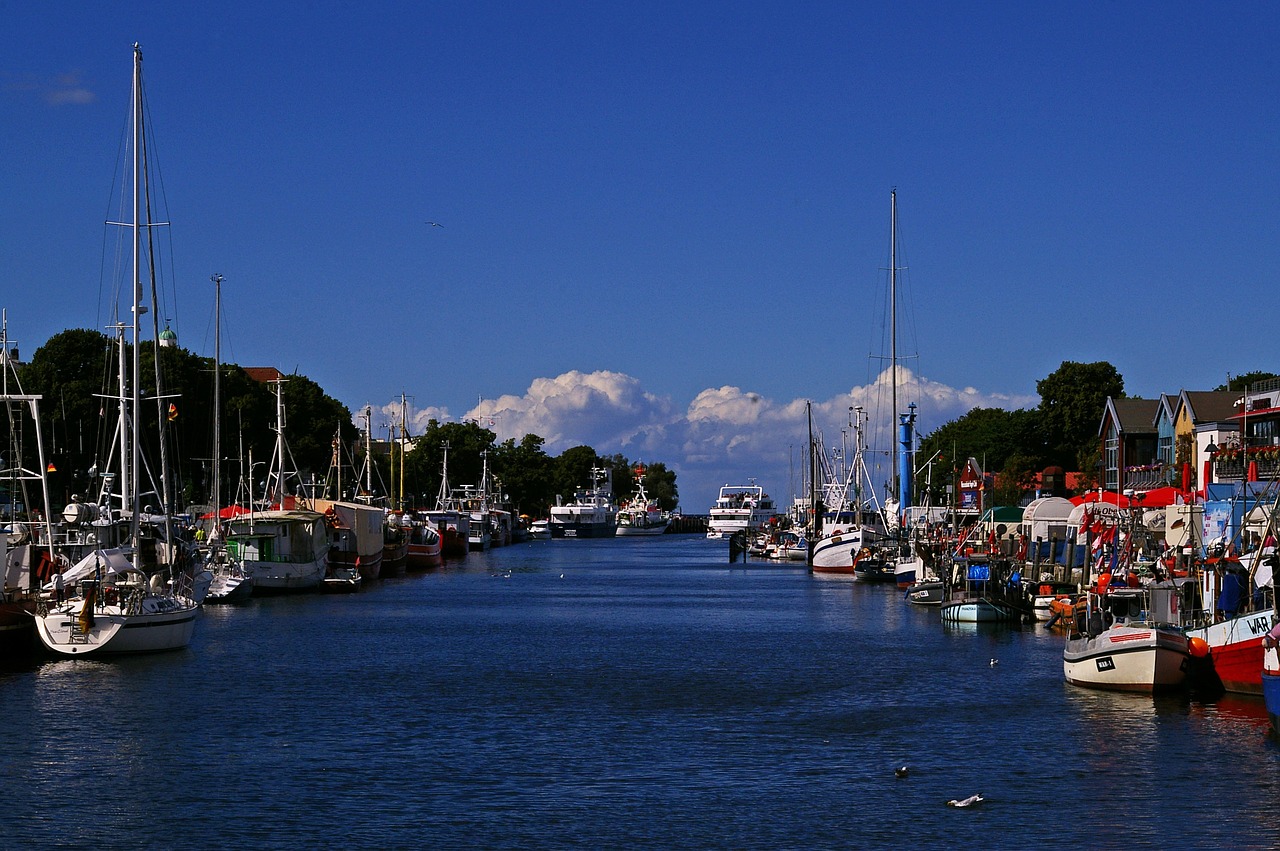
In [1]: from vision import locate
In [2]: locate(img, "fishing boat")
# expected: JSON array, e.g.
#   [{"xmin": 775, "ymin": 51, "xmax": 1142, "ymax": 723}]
[
  {"xmin": 551, "ymin": 467, "xmax": 618, "ymax": 538},
  {"xmin": 615, "ymin": 465, "xmax": 669, "ymax": 536},
  {"xmin": 403, "ymin": 512, "xmax": 443, "ymax": 568},
  {"xmin": 313, "ymin": 499, "xmax": 384, "ymax": 583},
  {"xmin": 32, "ymin": 46, "xmax": 201, "ymax": 656},
  {"xmin": 939, "ymin": 555, "xmax": 1027, "ymax": 623},
  {"xmin": 706, "ymin": 482, "xmax": 778, "ymax": 540},
  {"xmin": 321, "ymin": 562, "xmax": 362, "ymax": 593},
  {"xmin": 1062, "ymin": 585, "xmax": 1194, "ymax": 692}
]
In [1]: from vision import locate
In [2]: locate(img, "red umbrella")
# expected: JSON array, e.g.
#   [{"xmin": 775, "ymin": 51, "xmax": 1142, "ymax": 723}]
[{"xmin": 1132, "ymin": 486, "xmax": 1182, "ymax": 508}]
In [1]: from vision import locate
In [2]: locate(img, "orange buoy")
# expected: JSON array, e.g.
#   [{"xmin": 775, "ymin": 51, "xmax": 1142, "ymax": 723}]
[{"xmin": 1188, "ymin": 636, "xmax": 1211, "ymax": 658}]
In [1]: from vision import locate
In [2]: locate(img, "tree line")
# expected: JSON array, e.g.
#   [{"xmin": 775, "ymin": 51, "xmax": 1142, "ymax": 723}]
[{"xmin": 15, "ymin": 329, "xmax": 678, "ymax": 519}]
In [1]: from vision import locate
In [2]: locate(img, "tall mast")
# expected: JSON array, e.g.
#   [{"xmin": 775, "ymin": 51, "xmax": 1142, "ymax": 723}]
[
  {"xmin": 212, "ymin": 274, "xmax": 223, "ymax": 525},
  {"xmin": 890, "ymin": 187, "xmax": 899, "ymax": 505},
  {"xmin": 399, "ymin": 393, "xmax": 408, "ymax": 510},
  {"xmin": 129, "ymin": 44, "xmax": 144, "ymax": 547}
]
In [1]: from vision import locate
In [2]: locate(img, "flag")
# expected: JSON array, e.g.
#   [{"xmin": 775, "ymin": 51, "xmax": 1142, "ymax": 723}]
[
  {"xmin": 78, "ymin": 584, "xmax": 96, "ymax": 632},
  {"xmin": 1078, "ymin": 508, "xmax": 1090, "ymax": 537},
  {"xmin": 167, "ymin": 403, "xmax": 178, "ymax": 421},
  {"xmin": 46, "ymin": 462, "xmax": 56, "ymax": 473}
]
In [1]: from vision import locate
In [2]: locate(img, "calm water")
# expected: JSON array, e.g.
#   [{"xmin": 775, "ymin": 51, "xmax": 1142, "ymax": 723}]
[{"xmin": 4, "ymin": 535, "xmax": 1280, "ymax": 849}]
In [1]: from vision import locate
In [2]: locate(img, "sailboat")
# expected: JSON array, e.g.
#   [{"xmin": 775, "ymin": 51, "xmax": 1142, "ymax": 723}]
[
  {"xmin": 202, "ymin": 274, "xmax": 253, "ymax": 602},
  {"xmin": 32, "ymin": 45, "xmax": 201, "ymax": 655},
  {"xmin": 810, "ymin": 191, "xmax": 912, "ymax": 575}
]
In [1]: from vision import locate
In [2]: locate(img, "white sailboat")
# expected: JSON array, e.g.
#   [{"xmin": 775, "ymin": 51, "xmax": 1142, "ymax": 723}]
[
  {"xmin": 33, "ymin": 45, "xmax": 200, "ymax": 655},
  {"xmin": 202, "ymin": 274, "xmax": 253, "ymax": 602}
]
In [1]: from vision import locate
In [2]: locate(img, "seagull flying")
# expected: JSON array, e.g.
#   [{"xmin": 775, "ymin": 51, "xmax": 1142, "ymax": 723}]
[
  {"xmin": 989, "ymin": 658, "xmax": 999, "ymax": 667},
  {"xmin": 426, "ymin": 221, "xmax": 443, "ymax": 227}
]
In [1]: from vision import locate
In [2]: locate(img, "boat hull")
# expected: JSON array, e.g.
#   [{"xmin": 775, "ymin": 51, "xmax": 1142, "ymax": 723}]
[
  {"xmin": 940, "ymin": 598, "xmax": 1020, "ymax": 623},
  {"xmin": 615, "ymin": 520, "xmax": 670, "ymax": 536},
  {"xmin": 550, "ymin": 520, "xmax": 616, "ymax": 538},
  {"xmin": 905, "ymin": 580, "xmax": 945, "ymax": 606},
  {"xmin": 1185, "ymin": 610, "xmax": 1270, "ymax": 695},
  {"xmin": 33, "ymin": 598, "xmax": 198, "ymax": 656},
  {"xmin": 1263, "ymin": 650, "xmax": 1280, "ymax": 736},
  {"xmin": 1063, "ymin": 626, "xmax": 1191, "ymax": 693}
]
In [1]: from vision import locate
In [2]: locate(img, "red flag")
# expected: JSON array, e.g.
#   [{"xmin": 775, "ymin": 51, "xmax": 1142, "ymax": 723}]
[
  {"xmin": 1078, "ymin": 508, "xmax": 1090, "ymax": 537},
  {"xmin": 167, "ymin": 403, "xmax": 179, "ymax": 421}
]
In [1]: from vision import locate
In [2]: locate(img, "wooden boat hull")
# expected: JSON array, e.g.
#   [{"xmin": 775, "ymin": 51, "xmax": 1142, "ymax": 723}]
[{"xmin": 1063, "ymin": 626, "xmax": 1190, "ymax": 693}]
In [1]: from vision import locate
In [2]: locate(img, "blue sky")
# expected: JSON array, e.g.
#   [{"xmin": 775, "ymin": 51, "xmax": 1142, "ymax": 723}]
[{"xmin": 4, "ymin": 3, "xmax": 1279, "ymax": 510}]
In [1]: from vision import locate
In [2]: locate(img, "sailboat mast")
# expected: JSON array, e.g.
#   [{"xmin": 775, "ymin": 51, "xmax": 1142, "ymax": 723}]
[
  {"xmin": 129, "ymin": 43, "xmax": 144, "ymax": 548},
  {"xmin": 212, "ymin": 274, "xmax": 223, "ymax": 522},
  {"xmin": 890, "ymin": 187, "xmax": 899, "ymax": 504},
  {"xmin": 399, "ymin": 393, "xmax": 408, "ymax": 510}
]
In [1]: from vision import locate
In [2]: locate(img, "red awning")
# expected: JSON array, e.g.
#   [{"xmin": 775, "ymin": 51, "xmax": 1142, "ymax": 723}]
[{"xmin": 201, "ymin": 505, "xmax": 252, "ymax": 520}]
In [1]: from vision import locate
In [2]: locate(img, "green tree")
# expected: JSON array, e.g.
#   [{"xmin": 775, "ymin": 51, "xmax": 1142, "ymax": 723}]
[
  {"xmin": 491, "ymin": 433, "xmax": 554, "ymax": 516},
  {"xmin": 1036, "ymin": 360, "xmax": 1123, "ymax": 468},
  {"xmin": 553, "ymin": 445, "xmax": 604, "ymax": 504}
]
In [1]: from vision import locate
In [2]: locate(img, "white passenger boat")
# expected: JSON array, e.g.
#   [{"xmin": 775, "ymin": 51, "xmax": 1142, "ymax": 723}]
[{"xmin": 706, "ymin": 482, "xmax": 778, "ymax": 539}]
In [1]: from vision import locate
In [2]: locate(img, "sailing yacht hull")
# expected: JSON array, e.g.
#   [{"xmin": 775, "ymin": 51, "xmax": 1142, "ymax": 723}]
[{"xmin": 33, "ymin": 599, "xmax": 198, "ymax": 656}]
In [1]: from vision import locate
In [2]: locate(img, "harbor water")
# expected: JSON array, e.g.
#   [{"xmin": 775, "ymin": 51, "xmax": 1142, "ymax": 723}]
[{"xmin": 4, "ymin": 535, "xmax": 1280, "ymax": 848}]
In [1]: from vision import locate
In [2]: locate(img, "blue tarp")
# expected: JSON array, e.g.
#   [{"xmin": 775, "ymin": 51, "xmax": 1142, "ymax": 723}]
[{"xmin": 966, "ymin": 564, "xmax": 990, "ymax": 581}]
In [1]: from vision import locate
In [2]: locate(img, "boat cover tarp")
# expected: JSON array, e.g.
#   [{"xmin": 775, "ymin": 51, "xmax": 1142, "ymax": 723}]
[{"xmin": 966, "ymin": 564, "xmax": 991, "ymax": 581}]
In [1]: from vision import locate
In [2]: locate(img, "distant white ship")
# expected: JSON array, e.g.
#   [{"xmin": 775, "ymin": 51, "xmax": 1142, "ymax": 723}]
[{"xmin": 706, "ymin": 482, "xmax": 779, "ymax": 539}]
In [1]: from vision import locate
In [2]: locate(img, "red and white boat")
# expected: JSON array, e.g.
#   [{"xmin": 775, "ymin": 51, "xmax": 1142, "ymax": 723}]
[{"xmin": 404, "ymin": 513, "xmax": 443, "ymax": 569}]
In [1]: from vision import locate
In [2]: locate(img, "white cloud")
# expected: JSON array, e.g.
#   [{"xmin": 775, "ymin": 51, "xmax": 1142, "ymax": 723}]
[{"xmin": 368, "ymin": 367, "xmax": 1037, "ymax": 513}]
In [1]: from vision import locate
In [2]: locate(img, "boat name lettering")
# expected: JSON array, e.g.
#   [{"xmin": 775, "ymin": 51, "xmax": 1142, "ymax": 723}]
[
  {"xmin": 1095, "ymin": 657, "xmax": 1116, "ymax": 672},
  {"xmin": 1248, "ymin": 616, "xmax": 1273, "ymax": 636}
]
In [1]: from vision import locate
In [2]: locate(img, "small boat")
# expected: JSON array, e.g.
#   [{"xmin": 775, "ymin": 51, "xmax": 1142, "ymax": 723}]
[
  {"xmin": 380, "ymin": 516, "xmax": 409, "ymax": 576},
  {"xmin": 321, "ymin": 563, "xmax": 361, "ymax": 593},
  {"xmin": 1029, "ymin": 581, "xmax": 1081, "ymax": 622},
  {"xmin": 528, "ymin": 519, "xmax": 552, "ymax": 540},
  {"xmin": 226, "ymin": 509, "xmax": 329, "ymax": 594},
  {"xmin": 1062, "ymin": 585, "xmax": 1193, "ymax": 693},
  {"xmin": 905, "ymin": 578, "xmax": 946, "ymax": 606},
  {"xmin": 939, "ymin": 555, "xmax": 1027, "ymax": 623}
]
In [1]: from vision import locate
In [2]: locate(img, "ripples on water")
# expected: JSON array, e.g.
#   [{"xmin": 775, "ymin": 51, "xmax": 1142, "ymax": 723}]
[{"xmin": 4, "ymin": 536, "xmax": 1280, "ymax": 848}]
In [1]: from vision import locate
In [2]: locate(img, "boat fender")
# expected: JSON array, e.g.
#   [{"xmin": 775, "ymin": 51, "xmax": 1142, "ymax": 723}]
[{"xmin": 1188, "ymin": 636, "xmax": 1210, "ymax": 658}]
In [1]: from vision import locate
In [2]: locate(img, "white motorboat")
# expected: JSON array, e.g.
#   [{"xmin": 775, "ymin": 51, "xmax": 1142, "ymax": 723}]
[
  {"xmin": 706, "ymin": 482, "xmax": 778, "ymax": 539},
  {"xmin": 1063, "ymin": 585, "xmax": 1192, "ymax": 693}
]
